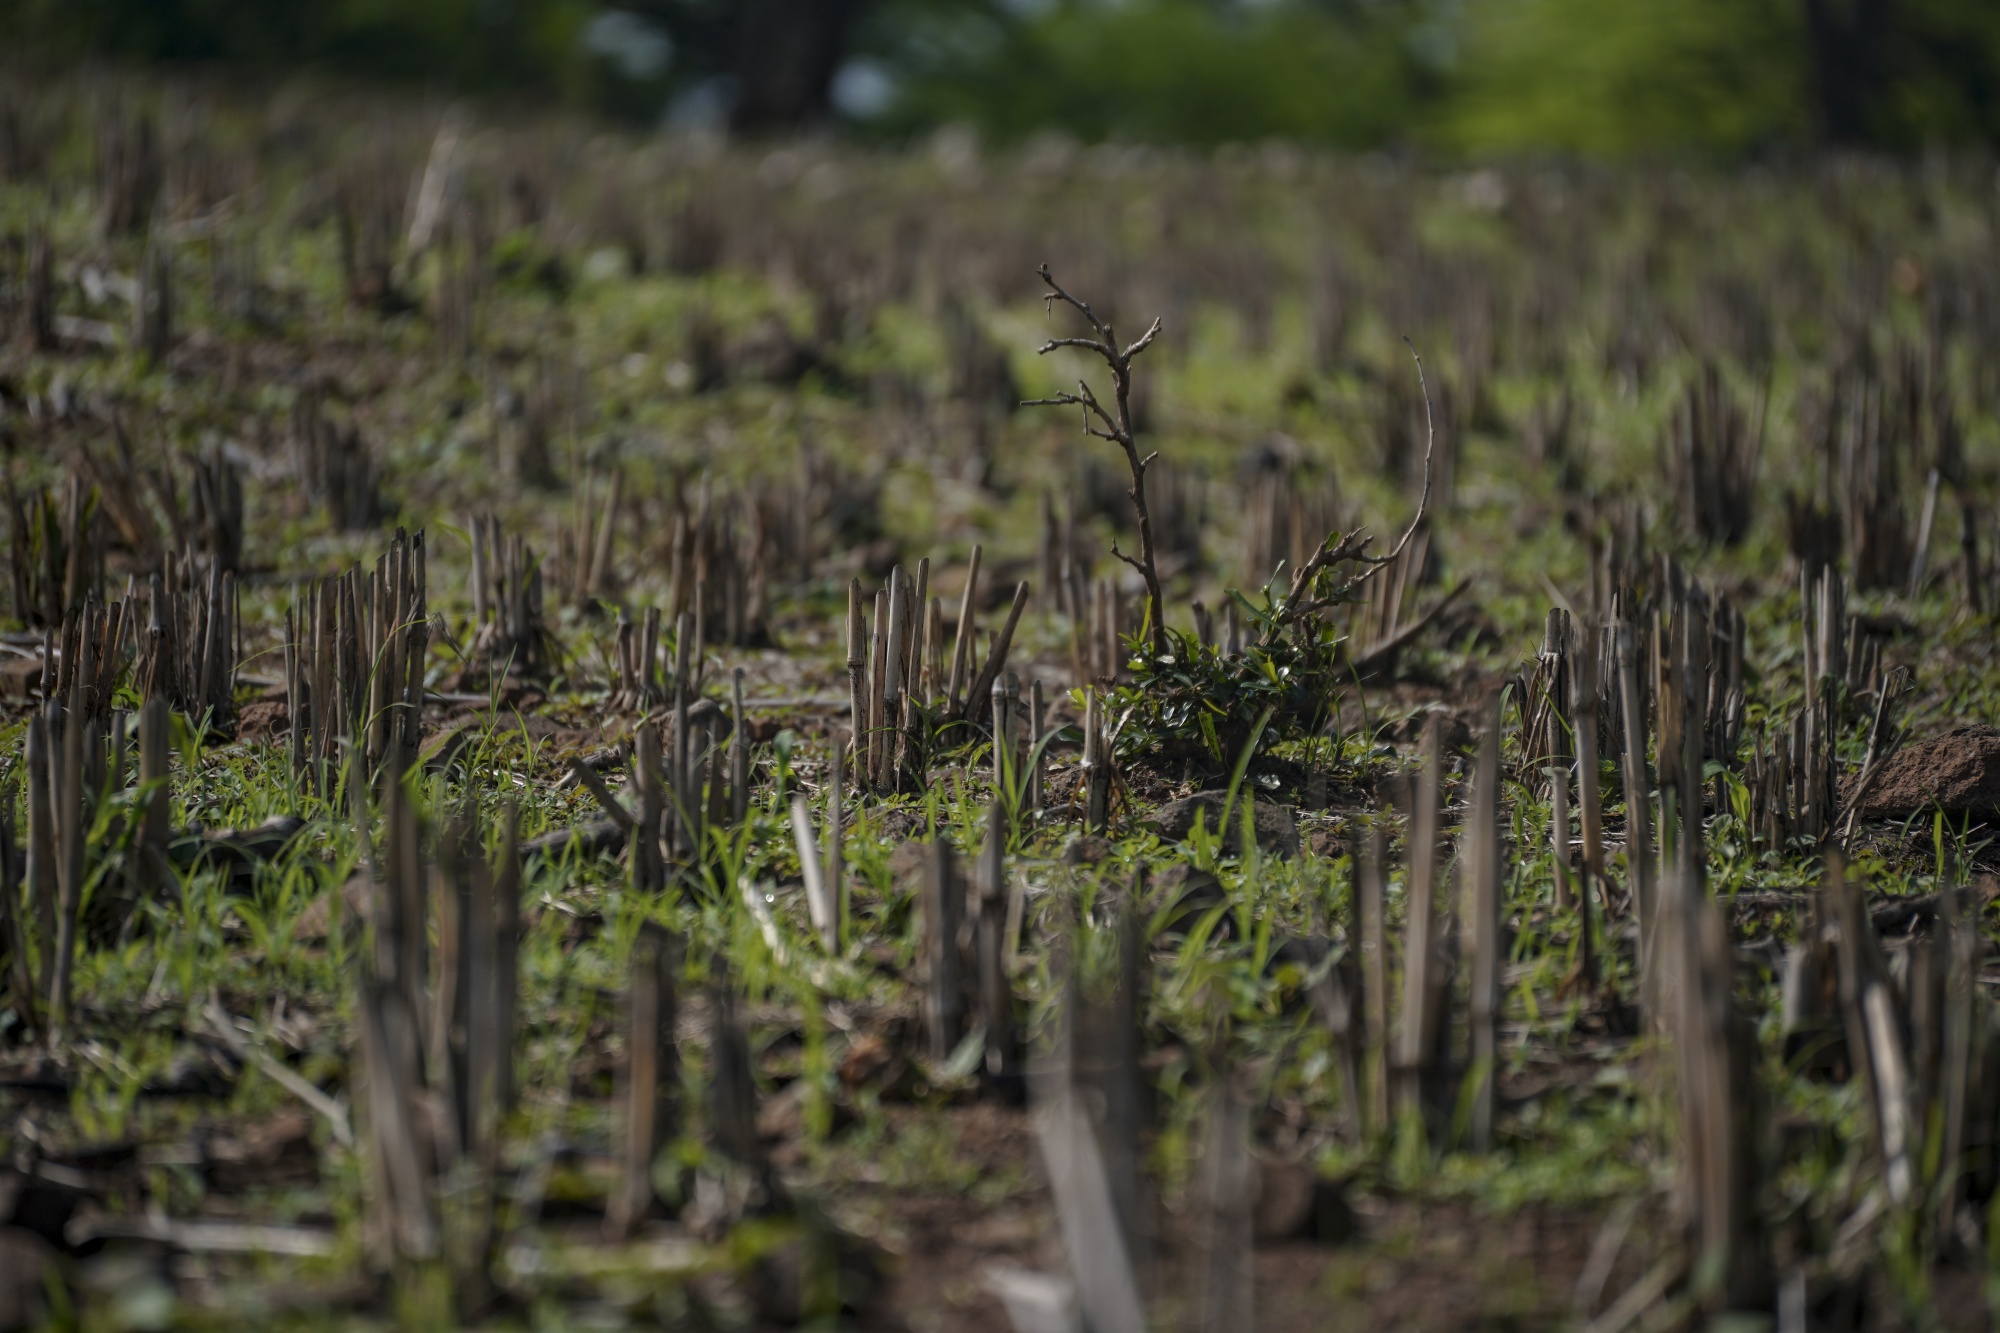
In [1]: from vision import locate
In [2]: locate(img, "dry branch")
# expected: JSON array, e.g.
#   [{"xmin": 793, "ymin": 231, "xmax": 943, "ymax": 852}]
[{"xmin": 1023, "ymin": 267, "xmax": 1167, "ymax": 659}]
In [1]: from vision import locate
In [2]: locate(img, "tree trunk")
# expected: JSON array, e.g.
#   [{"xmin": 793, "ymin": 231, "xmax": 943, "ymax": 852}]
[
  {"xmin": 1802, "ymin": 0, "xmax": 1894, "ymax": 144},
  {"xmin": 731, "ymin": 0, "xmax": 859, "ymax": 133}
]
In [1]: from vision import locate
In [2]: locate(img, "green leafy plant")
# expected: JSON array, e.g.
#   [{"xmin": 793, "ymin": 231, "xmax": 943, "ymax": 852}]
[
  {"xmin": 1106, "ymin": 612, "xmax": 1343, "ymax": 764},
  {"xmin": 1098, "ymin": 341, "xmax": 1436, "ymax": 768}
]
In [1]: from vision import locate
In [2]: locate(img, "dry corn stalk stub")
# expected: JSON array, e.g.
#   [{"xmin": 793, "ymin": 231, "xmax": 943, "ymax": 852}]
[
  {"xmin": 23, "ymin": 226, "xmax": 56, "ymax": 352},
  {"xmin": 7, "ymin": 473, "xmax": 107, "ymax": 629},
  {"xmin": 349, "ymin": 783, "xmax": 522, "ymax": 1304},
  {"xmin": 45, "ymin": 594, "xmax": 132, "ymax": 730},
  {"xmin": 1357, "ymin": 821, "xmax": 1392, "ymax": 1135},
  {"xmin": 1794, "ymin": 355, "xmax": 1949, "ymax": 592},
  {"xmin": 1241, "ymin": 453, "xmax": 1342, "ymax": 597},
  {"xmin": 1931, "ymin": 873, "xmax": 1984, "ymax": 1251},
  {"xmin": 137, "ymin": 552, "xmax": 240, "ymax": 736},
  {"xmin": 1393, "ymin": 719, "xmax": 1449, "ymax": 1139},
  {"xmin": 1305, "ymin": 909, "xmax": 1365, "ymax": 1144},
  {"xmin": 590, "ymin": 680, "xmax": 757, "ymax": 888},
  {"xmin": 21, "ymin": 709, "xmax": 80, "ymax": 1036},
  {"xmin": 10, "ymin": 684, "xmax": 177, "ymax": 1041},
  {"xmin": 73, "ymin": 430, "xmax": 167, "ymax": 571},
  {"xmin": 1026, "ymin": 892, "xmax": 1151, "ymax": 1330},
  {"xmin": 1663, "ymin": 362, "xmax": 1764, "ymax": 548},
  {"xmin": 961, "ymin": 581, "xmax": 1033, "ymax": 729},
  {"xmin": 662, "ymin": 481, "xmax": 773, "ymax": 649},
  {"xmin": 57, "ymin": 429, "xmax": 239, "ymax": 588},
  {"xmin": 291, "ymin": 387, "xmax": 385, "ymax": 531},
  {"xmin": 95, "ymin": 108, "xmax": 160, "ymax": 239},
  {"xmin": 608, "ymin": 921, "xmax": 678, "ymax": 1239},
  {"xmin": 284, "ymin": 529, "xmax": 428, "ymax": 791},
  {"xmin": 922, "ymin": 837, "xmax": 964, "ymax": 1065},
  {"xmin": 1661, "ymin": 878, "xmax": 1765, "ymax": 1310},
  {"xmin": 182, "ymin": 445, "xmax": 246, "ymax": 574},
  {"xmin": 791, "ymin": 793, "xmax": 836, "ymax": 951},
  {"xmin": 1465, "ymin": 691, "xmax": 1503, "ymax": 1154},
  {"xmin": 706, "ymin": 963, "xmax": 768, "ymax": 1185},
  {"xmin": 1535, "ymin": 608, "xmax": 1576, "ymax": 912},
  {"xmin": 1815, "ymin": 851, "xmax": 1989, "ymax": 1263},
  {"xmin": 832, "ymin": 557, "xmax": 1022, "ymax": 797},
  {"xmin": 556, "ymin": 468, "xmax": 622, "ymax": 606},
  {"xmin": 0, "ymin": 780, "xmax": 32, "ymax": 1037},
  {"xmin": 976, "ymin": 797, "xmax": 1020, "ymax": 1096},
  {"xmin": 1191, "ymin": 1072, "xmax": 1255, "ymax": 1332},
  {"xmin": 1569, "ymin": 620, "xmax": 1606, "ymax": 995},
  {"xmin": 135, "ymin": 230, "xmax": 174, "ymax": 368},
  {"xmin": 466, "ymin": 515, "xmax": 553, "ymax": 682},
  {"xmin": 609, "ymin": 604, "xmax": 666, "ymax": 711}
]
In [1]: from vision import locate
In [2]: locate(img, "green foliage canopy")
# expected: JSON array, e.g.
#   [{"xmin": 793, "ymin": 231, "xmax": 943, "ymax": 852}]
[
  {"xmin": 870, "ymin": 0, "xmax": 1425, "ymax": 149},
  {"xmin": 6, "ymin": 0, "xmax": 2000, "ymax": 154}
]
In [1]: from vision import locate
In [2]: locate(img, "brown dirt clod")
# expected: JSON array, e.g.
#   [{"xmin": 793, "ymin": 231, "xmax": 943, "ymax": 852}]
[
  {"xmin": 1144, "ymin": 791, "xmax": 1301, "ymax": 858},
  {"xmin": 1859, "ymin": 726, "xmax": 2000, "ymax": 823}
]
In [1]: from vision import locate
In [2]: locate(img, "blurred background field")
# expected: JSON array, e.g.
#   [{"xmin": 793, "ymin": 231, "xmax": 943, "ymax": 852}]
[{"xmin": 5, "ymin": 0, "xmax": 2000, "ymax": 156}]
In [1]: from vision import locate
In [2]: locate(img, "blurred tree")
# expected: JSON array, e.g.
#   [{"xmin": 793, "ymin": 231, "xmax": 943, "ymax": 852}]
[
  {"xmin": 729, "ymin": 0, "xmax": 859, "ymax": 130},
  {"xmin": 1437, "ymin": 0, "xmax": 1811, "ymax": 155},
  {"xmin": 0, "ymin": 0, "xmax": 606, "ymax": 101},
  {"xmin": 3, "ymin": 0, "xmax": 1999, "ymax": 151},
  {"xmin": 862, "ymin": 0, "xmax": 1428, "ymax": 148},
  {"xmin": 1876, "ymin": 0, "xmax": 2000, "ymax": 143},
  {"xmin": 1439, "ymin": 0, "xmax": 2000, "ymax": 154},
  {"xmin": 1803, "ymin": 0, "xmax": 1891, "ymax": 143},
  {"xmin": 619, "ymin": 0, "xmax": 862, "ymax": 129}
]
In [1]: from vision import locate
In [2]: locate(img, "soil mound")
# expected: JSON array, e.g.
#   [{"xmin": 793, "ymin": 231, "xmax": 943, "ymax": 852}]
[
  {"xmin": 1860, "ymin": 726, "xmax": 2000, "ymax": 823},
  {"xmin": 1145, "ymin": 791, "xmax": 1301, "ymax": 858}
]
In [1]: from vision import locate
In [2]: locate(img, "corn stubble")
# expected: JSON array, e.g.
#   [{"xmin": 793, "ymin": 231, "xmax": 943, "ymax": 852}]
[{"xmin": 2, "ymin": 76, "xmax": 1999, "ymax": 1332}]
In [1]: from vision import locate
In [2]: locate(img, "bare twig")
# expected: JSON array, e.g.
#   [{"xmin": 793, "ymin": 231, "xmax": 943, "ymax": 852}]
[
  {"xmin": 570, "ymin": 757, "xmax": 637, "ymax": 832},
  {"xmin": 1266, "ymin": 338, "xmax": 1435, "ymax": 636},
  {"xmin": 204, "ymin": 1003, "xmax": 354, "ymax": 1148},
  {"xmin": 1024, "ymin": 266, "xmax": 1167, "ymax": 659},
  {"xmin": 1349, "ymin": 577, "xmax": 1471, "ymax": 675}
]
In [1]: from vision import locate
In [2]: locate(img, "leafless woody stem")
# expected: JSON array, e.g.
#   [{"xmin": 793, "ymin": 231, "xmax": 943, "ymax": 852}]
[
  {"xmin": 1023, "ymin": 264, "xmax": 1168, "ymax": 660},
  {"xmin": 1264, "ymin": 337, "xmax": 1436, "ymax": 638}
]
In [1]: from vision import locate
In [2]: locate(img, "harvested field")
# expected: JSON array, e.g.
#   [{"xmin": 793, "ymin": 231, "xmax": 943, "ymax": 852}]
[{"xmin": 0, "ymin": 72, "xmax": 1998, "ymax": 1331}]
